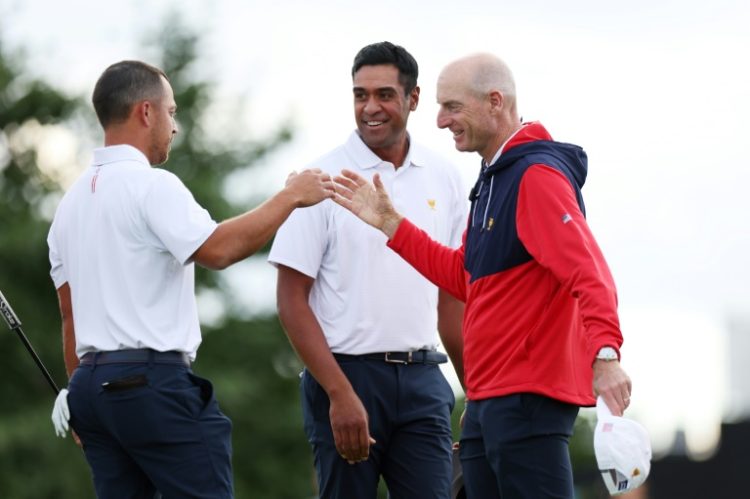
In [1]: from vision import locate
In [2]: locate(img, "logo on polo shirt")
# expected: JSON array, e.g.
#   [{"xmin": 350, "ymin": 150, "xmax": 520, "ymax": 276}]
[{"xmin": 427, "ymin": 199, "xmax": 436, "ymax": 210}]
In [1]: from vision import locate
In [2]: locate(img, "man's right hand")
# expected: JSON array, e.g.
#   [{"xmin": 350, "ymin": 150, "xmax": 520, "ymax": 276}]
[
  {"xmin": 328, "ymin": 388, "xmax": 376, "ymax": 464},
  {"xmin": 284, "ymin": 168, "xmax": 335, "ymax": 207},
  {"xmin": 333, "ymin": 170, "xmax": 403, "ymax": 239}
]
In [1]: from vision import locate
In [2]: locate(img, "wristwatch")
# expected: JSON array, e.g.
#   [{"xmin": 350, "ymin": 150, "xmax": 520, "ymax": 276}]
[{"xmin": 596, "ymin": 346, "xmax": 619, "ymax": 361}]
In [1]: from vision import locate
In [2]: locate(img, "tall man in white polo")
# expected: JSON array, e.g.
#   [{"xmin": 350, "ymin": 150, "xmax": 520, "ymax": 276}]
[
  {"xmin": 269, "ymin": 42, "xmax": 467, "ymax": 499},
  {"xmin": 48, "ymin": 60, "xmax": 334, "ymax": 498}
]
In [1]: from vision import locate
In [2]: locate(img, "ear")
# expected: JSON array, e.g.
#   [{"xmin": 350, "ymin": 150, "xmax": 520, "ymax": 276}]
[
  {"xmin": 409, "ymin": 85, "xmax": 420, "ymax": 111},
  {"xmin": 488, "ymin": 90, "xmax": 504, "ymax": 113},
  {"xmin": 132, "ymin": 100, "xmax": 152, "ymax": 127}
]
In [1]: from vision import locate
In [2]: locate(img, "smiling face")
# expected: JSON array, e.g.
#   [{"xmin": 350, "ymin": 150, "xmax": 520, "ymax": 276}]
[
  {"xmin": 436, "ymin": 69, "xmax": 500, "ymax": 163},
  {"xmin": 353, "ymin": 64, "xmax": 418, "ymax": 164}
]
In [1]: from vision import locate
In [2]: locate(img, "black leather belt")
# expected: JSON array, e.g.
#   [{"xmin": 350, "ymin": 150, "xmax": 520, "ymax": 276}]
[
  {"xmin": 80, "ymin": 349, "xmax": 190, "ymax": 367},
  {"xmin": 333, "ymin": 349, "xmax": 448, "ymax": 365}
]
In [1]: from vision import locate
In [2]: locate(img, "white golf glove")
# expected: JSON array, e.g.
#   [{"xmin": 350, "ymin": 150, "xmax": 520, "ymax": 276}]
[{"xmin": 51, "ymin": 388, "xmax": 70, "ymax": 438}]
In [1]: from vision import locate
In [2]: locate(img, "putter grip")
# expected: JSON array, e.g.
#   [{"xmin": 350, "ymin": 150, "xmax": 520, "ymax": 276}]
[{"xmin": 0, "ymin": 290, "xmax": 22, "ymax": 329}]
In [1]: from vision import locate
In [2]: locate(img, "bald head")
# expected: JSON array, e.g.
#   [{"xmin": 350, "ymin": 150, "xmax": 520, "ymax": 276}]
[
  {"xmin": 440, "ymin": 53, "xmax": 516, "ymax": 107},
  {"xmin": 436, "ymin": 53, "xmax": 520, "ymax": 163}
]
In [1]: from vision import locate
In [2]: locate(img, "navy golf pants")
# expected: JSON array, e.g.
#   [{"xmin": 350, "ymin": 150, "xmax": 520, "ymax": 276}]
[
  {"xmin": 460, "ymin": 394, "xmax": 579, "ymax": 499},
  {"xmin": 68, "ymin": 358, "xmax": 233, "ymax": 498},
  {"xmin": 301, "ymin": 358, "xmax": 455, "ymax": 499}
]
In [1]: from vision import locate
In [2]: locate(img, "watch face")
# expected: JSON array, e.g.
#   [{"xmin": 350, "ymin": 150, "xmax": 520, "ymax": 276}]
[{"xmin": 597, "ymin": 347, "xmax": 618, "ymax": 360}]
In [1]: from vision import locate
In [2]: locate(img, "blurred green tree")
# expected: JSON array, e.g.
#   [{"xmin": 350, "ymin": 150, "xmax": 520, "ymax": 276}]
[
  {"xmin": 0, "ymin": 19, "xmax": 316, "ymax": 499},
  {"xmin": 0, "ymin": 36, "xmax": 91, "ymax": 498}
]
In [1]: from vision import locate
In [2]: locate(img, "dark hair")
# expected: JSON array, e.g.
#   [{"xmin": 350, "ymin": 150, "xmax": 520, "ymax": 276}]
[
  {"xmin": 92, "ymin": 60, "xmax": 168, "ymax": 128},
  {"xmin": 351, "ymin": 42, "xmax": 419, "ymax": 95}
]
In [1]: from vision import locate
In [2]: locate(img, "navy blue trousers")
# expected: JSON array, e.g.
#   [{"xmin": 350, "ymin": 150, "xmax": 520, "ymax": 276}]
[
  {"xmin": 301, "ymin": 358, "xmax": 455, "ymax": 499},
  {"xmin": 459, "ymin": 394, "xmax": 579, "ymax": 499},
  {"xmin": 68, "ymin": 360, "xmax": 233, "ymax": 498}
]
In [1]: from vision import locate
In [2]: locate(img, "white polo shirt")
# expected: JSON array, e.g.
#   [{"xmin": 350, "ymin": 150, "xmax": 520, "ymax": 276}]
[
  {"xmin": 269, "ymin": 131, "xmax": 467, "ymax": 354},
  {"xmin": 48, "ymin": 145, "xmax": 217, "ymax": 360}
]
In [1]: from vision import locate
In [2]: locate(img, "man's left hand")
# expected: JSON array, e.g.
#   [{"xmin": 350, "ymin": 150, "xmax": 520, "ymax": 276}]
[
  {"xmin": 51, "ymin": 388, "xmax": 70, "ymax": 438},
  {"xmin": 592, "ymin": 360, "xmax": 631, "ymax": 416}
]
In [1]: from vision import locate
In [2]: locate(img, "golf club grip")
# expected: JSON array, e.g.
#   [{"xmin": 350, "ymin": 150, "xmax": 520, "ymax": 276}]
[{"xmin": 0, "ymin": 290, "xmax": 22, "ymax": 329}]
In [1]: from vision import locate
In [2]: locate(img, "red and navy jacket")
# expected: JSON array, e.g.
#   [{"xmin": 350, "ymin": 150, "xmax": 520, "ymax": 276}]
[{"xmin": 387, "ymin": 122, "xmax": 622, "ymax": 406}]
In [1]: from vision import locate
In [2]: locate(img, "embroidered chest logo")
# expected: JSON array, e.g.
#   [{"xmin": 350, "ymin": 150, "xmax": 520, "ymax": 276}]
[
  {"xmin": 91, "ymin": 166, "xmax": 102, "ymax": 193},
  {"xmin": 427, "ymin": 199, "xmax": 436, "ymax": 211},
  {"xmin": 487, "ymin": 217, "xmax": 495, "ymax": 230}
]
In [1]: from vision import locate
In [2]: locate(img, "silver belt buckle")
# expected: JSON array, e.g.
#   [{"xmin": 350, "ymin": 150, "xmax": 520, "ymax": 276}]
[{"xmin": 384, "ymin": 352, "xmax": 410, "ymax": 364}]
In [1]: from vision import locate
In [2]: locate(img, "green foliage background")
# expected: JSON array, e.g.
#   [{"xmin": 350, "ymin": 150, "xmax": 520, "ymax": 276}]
[
  {"xmin": 0, "ymin": 18, "xmax": 606, "ymax": 499},
  {"xmin": 0, "ymin": 20, "xmax": 314, "ymax": 499}
]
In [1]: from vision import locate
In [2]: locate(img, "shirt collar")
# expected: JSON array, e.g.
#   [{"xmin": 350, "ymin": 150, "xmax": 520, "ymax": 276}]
[
  {"xmin": 485, "ymin": 125, "xmax": 525, "ymax": 168},
  {"xmin": 92, "ymin": 144, "xmax": 150, "ymax": 168},
  {"xmin": 344, "ymin": 130, "xmax": 425, "ymax": 170}
]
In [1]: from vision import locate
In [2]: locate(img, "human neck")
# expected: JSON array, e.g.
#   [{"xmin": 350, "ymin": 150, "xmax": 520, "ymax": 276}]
[{"xmin": 371, "ymin": 134, "xmax": 409, "ymax": 169}]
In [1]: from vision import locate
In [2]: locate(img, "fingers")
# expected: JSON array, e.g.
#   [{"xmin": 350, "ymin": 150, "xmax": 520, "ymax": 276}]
[
  {"xmin": 332, "ymin": 174, "xmax": 360, "ymax": 195},
  {"xmin": 329, "ymin": 393, "xmax": 375, "ymax": 464},
  {"xmin": 592, "ymin": 362, "xmax": 631, "ymax": 416},
  {"xmin": 339, "ymin": 169, "xmax": 365, "ymax": 184},
  {"xmin": 372, "ymin": 173, "xmax": 385, "ymax": 191},
  {"xmin": 73, "ymin": 430, "xmax": 83, "ymax": 448},
  {"xmin": 334, "ymin": 431, "xmax": 369, "ymax": 464},
  {"xmin": 62, "ymin": 393, "xmax": 70, "ymax": 421},
  {"xmin": 52, "ymin": 388, "xmax": 70, "ymax": 438},
  {"xmin": 320, "ymin": 172, "xmax": 336, "ymax": 199},
  {"xmin": 335, "ymin": 424, "xmax": 374, "ymax": 463},
  {"xmin": 603, "ymin": 393, "xmax": 625, "ymax": 416},
  {"xmin": 602, "ymin": 383, "xmax": 631, "ymax": 416}
]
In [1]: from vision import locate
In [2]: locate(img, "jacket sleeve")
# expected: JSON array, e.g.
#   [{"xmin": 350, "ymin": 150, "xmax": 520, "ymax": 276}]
[
  {"xmin": 516, "ymin": 164, "xmax": 622, "ymax": 363},
  {"xmin": 387, "ymin": 218, "xmax": 468, "ymax": 302}
]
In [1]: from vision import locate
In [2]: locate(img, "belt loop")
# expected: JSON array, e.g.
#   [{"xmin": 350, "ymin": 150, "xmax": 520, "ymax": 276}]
[
  {"xmin": 92, "ymin": 352, "xmax": 100, "ymax": 371},
  {"xmin": 148, "ymin": 349, "xmax": 155, "ymax": 369}
]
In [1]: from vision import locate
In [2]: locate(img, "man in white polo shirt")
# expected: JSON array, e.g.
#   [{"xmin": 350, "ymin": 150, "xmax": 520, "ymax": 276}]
[
  {"xmin": 268, "ymin": 42, "xmax": 467, "ymax": 499},
  {"xmin": 47, "ymin": 60, "xmax": 334, "ymax": 499}
]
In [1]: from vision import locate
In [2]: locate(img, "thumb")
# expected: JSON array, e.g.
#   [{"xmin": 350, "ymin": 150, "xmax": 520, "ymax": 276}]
[{"xmin": 373, "ymin": 173, "xmax": 385, "ymax": 192}]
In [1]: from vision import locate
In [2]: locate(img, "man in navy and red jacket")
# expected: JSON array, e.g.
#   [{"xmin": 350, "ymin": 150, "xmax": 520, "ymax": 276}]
[{"xmin": 333, "ymin": 53, "xmax": 632, "ymax": 498}]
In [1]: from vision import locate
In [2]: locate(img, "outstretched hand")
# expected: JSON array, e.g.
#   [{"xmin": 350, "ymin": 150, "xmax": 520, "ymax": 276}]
[{"xmin": 332, "ymin": 169, "xmax": 403, "ymax": 238}]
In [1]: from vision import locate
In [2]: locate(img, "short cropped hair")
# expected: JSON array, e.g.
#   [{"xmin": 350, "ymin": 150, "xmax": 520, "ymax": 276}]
[
  {"xmin": 351, "ymin": 42, "xmax": 419, "ymax": 95},
  {"xmin": 92, "ymin": 60, "xmax": 168, "ymax": 128}
]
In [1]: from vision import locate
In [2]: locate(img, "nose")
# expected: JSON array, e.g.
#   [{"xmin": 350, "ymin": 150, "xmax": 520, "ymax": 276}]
[
  {"xmin": 363, "ymin": 96, "xmax": 381, "ymax": 115},
  {"xmin": 436, "ymin": 109, "xmax": 450, "ymax": 129}
]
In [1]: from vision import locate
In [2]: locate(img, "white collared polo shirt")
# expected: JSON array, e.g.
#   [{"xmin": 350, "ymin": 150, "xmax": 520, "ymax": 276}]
[
  {"xmin": 48, "ymin": 145, "xmax": 217, "ymax": 360},
  {"xmin": 269, "ymin": 131, "xmax": 467, "ymax": 354}
]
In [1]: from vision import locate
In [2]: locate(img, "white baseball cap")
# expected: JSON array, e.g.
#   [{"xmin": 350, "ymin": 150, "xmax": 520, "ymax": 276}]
[{"xmin": 594, "ymin": 396, "xmax": 652, "ymax": 495}]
